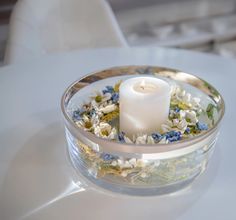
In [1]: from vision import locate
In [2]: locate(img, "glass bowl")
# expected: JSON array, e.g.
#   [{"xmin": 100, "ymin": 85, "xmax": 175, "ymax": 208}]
[{"xmin": 61, "ymin": 66, "xmax": 225, "ymax": 196}]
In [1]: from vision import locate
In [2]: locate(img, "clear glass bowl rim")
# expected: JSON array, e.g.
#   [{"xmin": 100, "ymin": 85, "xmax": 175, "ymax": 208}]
[{"xmin": 61, "ymin": 65, "xmax": 225, "ymax": 154}]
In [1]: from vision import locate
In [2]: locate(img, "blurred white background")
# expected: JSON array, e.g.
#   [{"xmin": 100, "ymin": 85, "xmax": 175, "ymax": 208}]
[
  {"xmin": 1, "ymin": 0, "xmax": 236, "ymax": 64},
  {"xmin": 109, "ymin": 0, "xmax": 236, "ymax": 57}
]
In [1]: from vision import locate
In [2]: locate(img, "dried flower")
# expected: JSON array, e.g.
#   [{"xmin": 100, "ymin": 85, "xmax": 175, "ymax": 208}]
[
  {"xmin": 99, "ymin": 104, "xmax": 117, "ymax": 114},
  {"xmin": 94, "ymin": 122, "xmax": 113, "ymax": 138},
  {"xmin": 196, "ymin": 122, "xmax": 208, "ymax": 131},
  {"xmin": 101, "ymin": 153, "xmax": 115, "ymax": 161},
  {"xmin": 121, "ymin": 171, "xmax": 128, "ymax": 177},
  {"xmin": 124, "ymin": 136, "xmax": 133, "ymax": 144},
  {"xmin": 186, "ymin": 110, "xmax": 198, "ymax": 124},
  {"xmin": 164, "ymin": 131, "xmax": 181, "ymax": 142},
  {"xmin": 147, "ymin": 135, "xmax": 155, "ymax": 144},
  {"xmin": 135, "ymin": 135, "xmax": 147, "ymax": 144},
  {"xmin": 72, "ymin": 84, "xmax": 211, "ymax": 146},
  {"xmin": 151, "ymin": 133, "xmax": 162, "ymax": 142},
  {"xmin": 177, "ymin": 119, "xmax": 188, "ymax": 131},
  {"xmin": 72, "ymin": 109, "xmax": 83, "ymax": 121},
  {"xmin": 111, "ymin": 93, "xmax": 119, "ymax": 103},
  {"xmin": 102, "ymin": 86, "xmax": 114, "ymax": 94},
  {"xmin": 118, "ymin": 132, "xmax": 125, "ymax": 142},
  {"xmin": 185, "ymin": 127, "xmax": 190, "ymax": 134},
  {"xmin": 95, "ymin": 95, "xmax": 102, "ymax": 103},
  {"xmin": 129, "ymin": 158, "xmax": 137, "ymax": 167}
]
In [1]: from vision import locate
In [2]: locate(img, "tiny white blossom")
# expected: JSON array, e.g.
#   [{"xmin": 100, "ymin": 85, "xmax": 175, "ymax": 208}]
[
  {"xmin": 169, "ymin": 109, "xmax": 175, "ymax": 118},
  {"xmin": 147, "ymin": 135, "xmax": 155, "ymax": 144},
  {"xmin": 108, "ymin": 128, "xmax": 117, "ymax": 140},
  {"xmin": 75, "ymin": 121, "xmax": 84, "ymax": 127},
  {"xmin": 102, "ymin": 93, "xmax": 112, "ymax": 102},
  {"xmin": 136, "ymin": 159, "xmax": 146, "ymax": 167},
  {"xmin": 173, "ymin": 118, "xmax": 179, "ymax": 126},
  {"xmin": 129, "ymin": 158, "xmax": 137, "ymax": 167},
  {"xmin": 175, "ymin": 86, "xmax": 181, "ymax": 94},
  {"xmin": 186, "ymin": 110, "xmax": 198, "ymax": 124},
  {"xmin": 177, "ymin": 119, "xmax": 188, "ymax": 131},
  {"xmin": 135, "ymin": 135, "xmax": 147, "ymax": 144},
  {"xmin": 117, "ymin": 159, "xmax": 124, "ymax": 166},
  {"xmin": 94, "ymin": 122, "xmax": 112, "ymax": 138},
  {"xmin": 82, "ymin": 114, "xmax": 90, "ymax": 122},
  {"xmin": 111, "ymin": 161, "xmax": 118, "ymax": 166},
  {"xmin": 179, "ymin": 110, "xmax": 186, "ymax": 119},
  {"xmin": 91, "ymin": 114, "xmax": 99, "ymax": 126},
  {"xmin": 99, "ymin": 104, "xmax": 116, "ymax": 114},
  {"xmin": 123, "ymin": 161, "xmax": 132, "ymax": 168},
  {"xmin": 159, "ymin": 137, "xmax": 169, "ymax": 144},
  {"xmin": 124, "ymin": 136, "xmax": 133, "ymax": 144},
  {"xmin": 121, "ymin": 171, "xmax": 128, "ymax": 177}
]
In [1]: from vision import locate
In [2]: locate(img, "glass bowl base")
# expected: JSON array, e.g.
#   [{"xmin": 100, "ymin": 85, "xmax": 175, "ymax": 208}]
[{"xmin": 68, "ymin": 143, "xmax": 209, "ymax": 197}]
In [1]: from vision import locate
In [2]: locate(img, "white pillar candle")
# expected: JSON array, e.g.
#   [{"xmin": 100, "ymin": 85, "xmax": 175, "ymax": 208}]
[{"xmin": 119, "ymin": 76, "xmax": 171, "ymax": 138}]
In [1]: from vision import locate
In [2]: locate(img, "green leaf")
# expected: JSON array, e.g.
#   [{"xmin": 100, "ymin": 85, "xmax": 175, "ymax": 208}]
[{"xmin": 206, "ymin": 103, "xmax": 215, "ymax": 120}]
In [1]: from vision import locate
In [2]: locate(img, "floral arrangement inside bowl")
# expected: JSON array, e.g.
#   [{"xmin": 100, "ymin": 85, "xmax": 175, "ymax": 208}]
[
  {"xmin": 62, "ymin": 66, "xmax": 224, "ymax": 196},
  {"xmin": 72, "ymin": 82, "xmax": 215, "ymax": 144}
]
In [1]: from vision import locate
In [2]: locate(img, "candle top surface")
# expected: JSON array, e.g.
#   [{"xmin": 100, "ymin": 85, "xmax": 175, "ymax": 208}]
[
  {"xmin": 120, "ymin": 76, "xmax": 171, "ymax": 97},
  {"xmin": 133, "ymin": 80, "xmax": 159, "ymax": 93}
]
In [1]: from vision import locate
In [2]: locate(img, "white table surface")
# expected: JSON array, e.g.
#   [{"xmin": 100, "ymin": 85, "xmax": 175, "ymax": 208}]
[{"xmin": 0, "ymin": 47, "xmax": 234, "ymax": 220}]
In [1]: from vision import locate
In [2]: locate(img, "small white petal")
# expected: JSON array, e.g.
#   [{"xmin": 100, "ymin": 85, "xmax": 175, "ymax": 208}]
[
  {"xmin": 147, "ymin": 136, "xmax": 155, "ymax": 144},
  {"xmin": 75, "ymin": 121, "xmax": 84, "ymax": 127},
  {"xmin": 123, "ymin": 161, "xmax": 132, "ymax": 168},
  {"xmin": 111, "ymin": 161, "xmax": 118, "ymax": 166},
  {"xmin": 129, "ymin": 158, "xmax": 137, "ymax": 166},
  {"xmin": 91, "ymin": 115, "xmax": 99, "ymax": 125},
  {"xmin": 136, "ymin": 159, "xmax": 146, "ymax": 167},
  {"xmin": 179, "ymin": 110, "xmax": 186, "ymax": 119},
  {"xmin": 108, "ymin": 128, "xmax": 117, "ymax": 140},
  {"xmin": 100, "ymin": 104, "xmax": 116, "ymax": 114},
  {"xmin": 177, "ymin": 119, "xmax": 188, "ymax": 131},
  {"xmin": 82, "ymin": 115, "xmax": 90, "ymax": 122},
  {"xmin": 117, "ymin": 159, "xmax": 124, "ymax": 166},
  {"xmin": 124, "ymin": 136, "xmax": 133, "ymax": 144},
  {"xmin": 159, "ymin": 137, "xmax": 167, "ymax": 144},
  {"xmin": 135, "ymin": 135, "xmax": 147, "ymax": 144},
  {"xmin": 186, "ymin": 110, "xmax": 198, "ymax": 123},
  {"xmin": 173, "ymin": 118, "xmax": 179, "ymax": 126},
  {"xmin": 94, "ymin": 126, "xmax": 101, "ymax": 136},
  {"xmin": 121, "ymin": 171, "xmax": 128, "ymax": 177}
]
